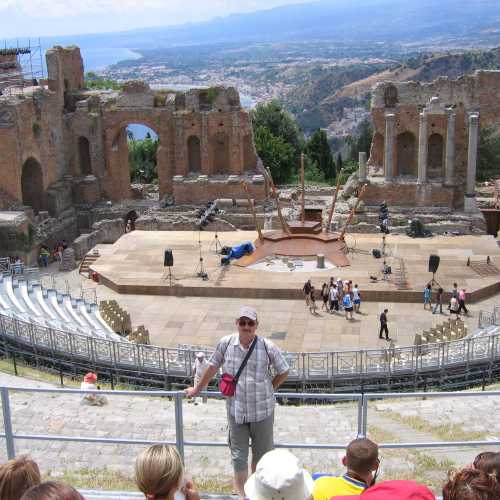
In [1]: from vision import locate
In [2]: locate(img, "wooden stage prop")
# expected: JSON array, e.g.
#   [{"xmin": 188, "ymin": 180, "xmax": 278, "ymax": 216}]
[{"xmin": 236, "ymin": 160, "xmax": 367, "ymax": 268}]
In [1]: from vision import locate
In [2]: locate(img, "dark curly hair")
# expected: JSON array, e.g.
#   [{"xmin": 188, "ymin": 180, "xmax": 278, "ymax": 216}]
[{"xmin": 443, "ymin": 468, "xmax": 500, "ymax": 500}]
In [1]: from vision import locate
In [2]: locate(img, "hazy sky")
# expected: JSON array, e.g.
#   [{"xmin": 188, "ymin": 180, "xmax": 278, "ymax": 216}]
[{"xmin": 1, "ymin": 0, "xmax": 312, "ymax": 38}]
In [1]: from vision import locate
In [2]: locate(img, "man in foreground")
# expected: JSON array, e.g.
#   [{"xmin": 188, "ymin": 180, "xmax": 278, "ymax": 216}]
[
  {"xmin": 185, "ymin": 306, "xmax": 289, "ymax": 500},
  {"xmin": 313, "ymin": 438, "xmax": 380, "ymax": 499}
]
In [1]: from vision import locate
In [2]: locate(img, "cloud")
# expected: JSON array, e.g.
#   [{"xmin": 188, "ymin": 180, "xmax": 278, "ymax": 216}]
[{"xmin": 1, "ymin": 0, "xmax": 308, "ymax": 18}]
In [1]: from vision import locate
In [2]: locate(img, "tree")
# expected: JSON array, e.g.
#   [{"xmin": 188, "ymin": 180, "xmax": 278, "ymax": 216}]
[
  {"xmin": 253, "ymin": 125, "xmax": 296, "ymax": 184},
  {"xmin": 348, "ymin": 119, "xmax": 373, "ymax": 162},
  {"xmin": 251, "ymin": 100, "xmax": 303, "ymax": 156},
  {"xmin": 478, "ymin": 126, "xmax": 500, "ymax": 182},
  {"xmin": 337, "ymin": 152, "xmax": 343, "ymax": 174},
  {"xmin": 128, "ymin": 134, "xmax": 158, "ymax": 184},
  {"xmin": 305, "ymin": 129, "xmax": 336, "ymax": 180}
]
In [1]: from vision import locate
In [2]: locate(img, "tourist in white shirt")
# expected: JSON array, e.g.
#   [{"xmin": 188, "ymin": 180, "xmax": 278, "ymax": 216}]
[
  {"xmin": 80, "ymin": 372, "xmax": 107, "ymax": 406},
  {"xmin": 192, "ymin": 352, "xmax": 209, "ymax": 404}
]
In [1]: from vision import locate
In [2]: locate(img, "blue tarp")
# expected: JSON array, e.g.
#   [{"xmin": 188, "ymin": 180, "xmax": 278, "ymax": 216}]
[{"xmin": 229, "ymin": 241, "xmax": 254, "ymax": 259}]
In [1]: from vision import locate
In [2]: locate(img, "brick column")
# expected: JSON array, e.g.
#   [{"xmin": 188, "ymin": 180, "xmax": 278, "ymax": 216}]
[
  {"xmin": 384, "ymin": 114, "xmax": 395, "ymax": 180},
  {"xmin": 358, "ymin": 151, "xmax": 367, "ymax": 182},
  {"xmin": 417, "ymin": 112, "xmax": 428, "ymax": 183},
  {"xmin": 444, "ymin": 108, "xmax": 456, "ymax": 186},
  {"xmin": 465, "ymin": 112, "xmax": 480, "ymax": 212},
  {"xmin": 201, "ymin": 114, "xmax": 210, "ymax": 175}
]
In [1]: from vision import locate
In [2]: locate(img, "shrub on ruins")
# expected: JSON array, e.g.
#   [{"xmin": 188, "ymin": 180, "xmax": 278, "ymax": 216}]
[
  {"xmin": 84, "ymin": 72, "xmax": 122, "ymax": 91},
  {"xmin": 253, "ymin": 126, "xmax": 296, "ymax": 184},
  {"xmin": 478, "ymin": 125, "xmax": 500, "ymax": 182},
  {"xmin": 305, "ymin": 129, "xmax": 336, "ymax": 181}
]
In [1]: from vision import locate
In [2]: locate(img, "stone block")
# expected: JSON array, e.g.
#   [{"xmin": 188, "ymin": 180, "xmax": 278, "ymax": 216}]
[{"xmin": 92, "ymin": 218, "xmax": 125, "ymax": 244}]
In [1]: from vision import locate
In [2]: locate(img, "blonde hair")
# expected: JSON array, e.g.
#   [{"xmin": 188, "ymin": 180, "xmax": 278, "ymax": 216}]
[
  {"xmin": 0, "ymin": 455, "xmax": 41, "ymax": 500},
  {"xmin": 135, "ymin": 445, "xmax": 183, "ymax": 499}
]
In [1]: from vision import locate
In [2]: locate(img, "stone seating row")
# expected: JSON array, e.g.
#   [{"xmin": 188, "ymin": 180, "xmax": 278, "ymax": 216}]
[{"xmin": 0, "ymin": 275, "xmax": 124, "ymax": 343}]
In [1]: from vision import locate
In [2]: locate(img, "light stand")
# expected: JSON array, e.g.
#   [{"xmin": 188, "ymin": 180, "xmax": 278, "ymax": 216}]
[
  {"xmin": 163, "ymin": 266, "xmax": 173, "ymax": 286},
  {"xmin": 430, "ymin": 272, "xmax": 441, "ymax": 288},
  {"xmin": 210, "ymin": 222, "xmax": 224, "ymax": 254},
  {"xmin": 194, "ymin": 230, "xmax": 208, "ymax": 280}
]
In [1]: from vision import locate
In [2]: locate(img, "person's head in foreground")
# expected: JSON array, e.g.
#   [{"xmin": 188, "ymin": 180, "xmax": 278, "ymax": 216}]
[
  {"xmin": 236, "ymin": 306, "xmax": 258, "ymax": 340},
  {"xmin": 0, "ymin": 455, "xmax": 41, "ymax": 500},
  {"xmin": 442, "ymin": 468, "xmax": 500, "ymax": 500},
  {"xmin": 245, "ymin": 449, "xmax": 314, "ymax": 500},
  {"xmin": 20, "ymin": 481, "xmax": 84, "ymax": 500},
  {"xmin": 195, "ymin": 352, "xmax": 205, "ymax": 360},
  {"xmin": 344, "ymin": 438, "xmax": 379, "ymax": 486},
  {"xmin": 135, "ymin": 444, "xmax": 198, "ymax": 500},
  {"xmin": 474, "ymin": 451, "xmax": 500, "ymax": 481}
]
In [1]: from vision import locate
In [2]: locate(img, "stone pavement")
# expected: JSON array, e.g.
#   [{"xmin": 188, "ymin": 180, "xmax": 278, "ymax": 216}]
[
  {"xmin": 0, "ymin": 371, "xmax": 498, "ymax": 497},
  {"xmin": 42, "ymin": 258, "xmax": 498, "ymax": 353}
]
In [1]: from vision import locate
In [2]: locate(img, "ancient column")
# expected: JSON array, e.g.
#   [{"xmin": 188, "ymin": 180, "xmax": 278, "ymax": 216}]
[
  {"xmin": 358, "ymin": 151, "xmax": 367, "ymax": 182},
  {"xmin": 384, "ymin": 114, "xmax": 395, "ymax": 180},
  {"xmin": 444, "ymin": 108, "xmax": 456, "ymax": 185},
  {"xmin": 465, "ymin": 112, "xmax": 480, "ymax": 212},
  {"xmin": 417, "ymin": 112, "xmax": 428, "ymax": 183}
]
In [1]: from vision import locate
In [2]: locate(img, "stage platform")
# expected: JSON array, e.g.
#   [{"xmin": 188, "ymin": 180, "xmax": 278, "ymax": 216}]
[{"xmin": 91, "ymin": 231, "xmax": 500, "ymax": 303}]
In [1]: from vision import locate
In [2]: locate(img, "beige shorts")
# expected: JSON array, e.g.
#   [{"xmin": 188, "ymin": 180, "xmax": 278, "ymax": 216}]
[{"xmin": 227, "ymin": 410, "xmax": 274, "ymax": 473}]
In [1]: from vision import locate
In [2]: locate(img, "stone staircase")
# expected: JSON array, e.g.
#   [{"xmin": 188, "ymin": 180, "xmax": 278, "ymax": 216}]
[{"xmin": 79, "ymin": 250, "xmax": 100, "ymax": 277}]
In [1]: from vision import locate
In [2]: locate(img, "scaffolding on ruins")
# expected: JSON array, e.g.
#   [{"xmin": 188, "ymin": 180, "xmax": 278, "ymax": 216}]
[{"xmin": 0, "ymin": 38, "xmax": 45, "ymax": 97}]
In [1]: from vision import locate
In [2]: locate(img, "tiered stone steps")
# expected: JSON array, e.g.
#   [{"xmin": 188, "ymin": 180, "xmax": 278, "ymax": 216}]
[{"xmin": 79, "ymin": 252, "xmax": 100, "ymax": 276}]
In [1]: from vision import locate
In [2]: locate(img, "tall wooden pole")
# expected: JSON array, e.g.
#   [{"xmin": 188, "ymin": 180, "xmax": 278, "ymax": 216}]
[
  {"xmin": 259, "ymin": 167, "xmax": 291, "ymax": 235},
  {"xmin": 339, "ymin": 184, "xmax": 368, "ymax": 241},
  {"xmin": 326, "ymin": 169, "xmax": 343, "ymax": 231},
  {"xmin": 301, "ymin": 153, "xmax": 305, "ymax": 224},
  {"xmin": 241, "ymin": 181, "xmax": 263, "ymax": 241}
]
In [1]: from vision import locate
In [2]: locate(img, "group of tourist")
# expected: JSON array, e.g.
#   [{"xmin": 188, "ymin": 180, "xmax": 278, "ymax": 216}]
[
  {"xmin": 423, "ymin": 282, "xmax": 469, "ymax": 316},
  {"xmin": 303, "ymin": 278, "xmax": 362, "ymax": 320},
  {"xmin": 7, "ymin": 255, "xmax": 23, "ymax": 275},
  {"xmin": 38, "ymin": 240, "xmax": 67, "ymax": 268},
  {"xmin": 1, "ymin": 443, "xmax": 499, "ymax": 499}
]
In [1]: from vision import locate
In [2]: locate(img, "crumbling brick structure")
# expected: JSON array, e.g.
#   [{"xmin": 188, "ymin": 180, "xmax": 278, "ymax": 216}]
[
  {"xmin": 0, "ymin": 46, "xmax": 264, "ymax": 219},
  {"xmin": 365, "ymin": 71, "xmax": 500, "ymax": 211}
]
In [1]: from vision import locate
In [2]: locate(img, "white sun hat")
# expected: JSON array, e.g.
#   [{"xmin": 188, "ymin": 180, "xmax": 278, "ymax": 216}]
[{"xmin": 244, "ymin": 449, "xmax": 314, "ymax": 500}]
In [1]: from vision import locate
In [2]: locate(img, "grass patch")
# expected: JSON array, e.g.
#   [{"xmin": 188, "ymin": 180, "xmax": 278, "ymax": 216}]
[
  {"xmin": 0, "ymin": 357, "xmax": 129, "ymax": 391},
  {"xmin": 45, "ymin": 468, "xmax": 234, "ymax": 494},
  {"xmin": 379, "ymin": 409, "xmax": 487, "ymax": 442}
]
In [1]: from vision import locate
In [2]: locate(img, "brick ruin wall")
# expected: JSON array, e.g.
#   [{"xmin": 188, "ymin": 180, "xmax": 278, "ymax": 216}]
[
  {"xmin": 367, "ymin": 71, "xmax": 500, "ymax": 208},
  {"xmin": 0, "ymin": 46, "xmax": 264, "ymax": 222}
]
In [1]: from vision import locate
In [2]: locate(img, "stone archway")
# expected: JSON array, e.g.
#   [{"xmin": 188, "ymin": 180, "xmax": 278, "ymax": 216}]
[
  {"xmin": 78, "ymin": 136, "xmax": 92, "ymax": 175},
  {"xmin": 21, "ymin": 158, "xmax": 45, "ymax": 214},
  {"xmin": 396, "ymin": 131, "xmax": 417, "ymax": 177},
  {"xmin": 187, "ymin": 135, "xmax": 201, "ymax": 173},
  {"xmin": 428, "ymin": 133, "xmax": 444, "ymax": 179},
  {"xmin": 211, "ymin": 132, "xmax": 230, "ymax": 174}
]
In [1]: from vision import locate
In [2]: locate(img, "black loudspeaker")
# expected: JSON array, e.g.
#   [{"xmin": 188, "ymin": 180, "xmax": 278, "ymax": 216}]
[
  {"xmin": 372, "ymin": 249, "xmax": 382, "ymax": 259},
  {"xmin": 164, "ymin": 249, "xmax": 174, "ymax": 267},
  {"xmin": 429, "ymin": 254, "xmax": 440, "ymax": 274}
]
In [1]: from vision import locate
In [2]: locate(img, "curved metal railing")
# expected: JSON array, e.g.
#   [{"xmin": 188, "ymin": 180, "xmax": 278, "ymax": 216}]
[{"xmin": 0, "ymin": 309, "xmax": 499, "ymax": 382}]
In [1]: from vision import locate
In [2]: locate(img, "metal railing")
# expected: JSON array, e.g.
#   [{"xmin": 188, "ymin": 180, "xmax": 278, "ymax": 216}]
[
  {"xmin": 1, "ymin": 387, "xmax": 499, "ymax": 462},
  {"xmin": 1, "ymin": 310, "xmax": 499, "ymax": 383}
]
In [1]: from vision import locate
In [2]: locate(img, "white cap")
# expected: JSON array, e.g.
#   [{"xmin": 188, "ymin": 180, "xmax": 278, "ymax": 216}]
[
  {"xmin": 196, "ymin": 352, "xmax": 205, "ymax": 358},
  {"xmin": 244, "ymin": 449, "xmax": 314, "ymax": 500},
  {"xmin": 237, "ymin": 306, "xmax": 257, "ymax": 321}
]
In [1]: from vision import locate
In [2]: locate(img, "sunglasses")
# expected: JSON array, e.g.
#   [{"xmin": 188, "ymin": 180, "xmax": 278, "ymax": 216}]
[{"xmin": 238, "ymin": 319, "xmax": 256, "ymax": 327}]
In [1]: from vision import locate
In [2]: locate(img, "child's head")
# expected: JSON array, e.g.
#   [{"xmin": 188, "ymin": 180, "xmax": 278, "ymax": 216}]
[{"xmin": 135, "ymin": 445, "xmax": 183, "ymax": 500}]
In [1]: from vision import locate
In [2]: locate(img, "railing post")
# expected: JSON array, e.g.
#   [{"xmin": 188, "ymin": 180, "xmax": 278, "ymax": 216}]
[
  {"xmin": 357, "ymin": 395, "xmax": 364, "ymax": 437},
  {"xmin": 1, "ymin": 387, "xmax": 15, "ymax": 459},
  {"xmin": 362, "ymin": 394, "xmax": 368, "ymax": 437},
  {"xmin": 174, "ymin": 391, "xmax": 185, "ymax": 462}
]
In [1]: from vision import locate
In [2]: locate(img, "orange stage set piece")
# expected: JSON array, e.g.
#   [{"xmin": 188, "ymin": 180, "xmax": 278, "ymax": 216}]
[{"xmin": 235, "ymin": 166, "xmax": 368, "ymax": 267}]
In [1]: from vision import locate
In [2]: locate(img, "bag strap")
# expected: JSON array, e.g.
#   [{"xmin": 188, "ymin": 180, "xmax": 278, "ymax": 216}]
[{"xmin": 234, "ymin": 336, "xmax": 258, "ymax": 382}]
